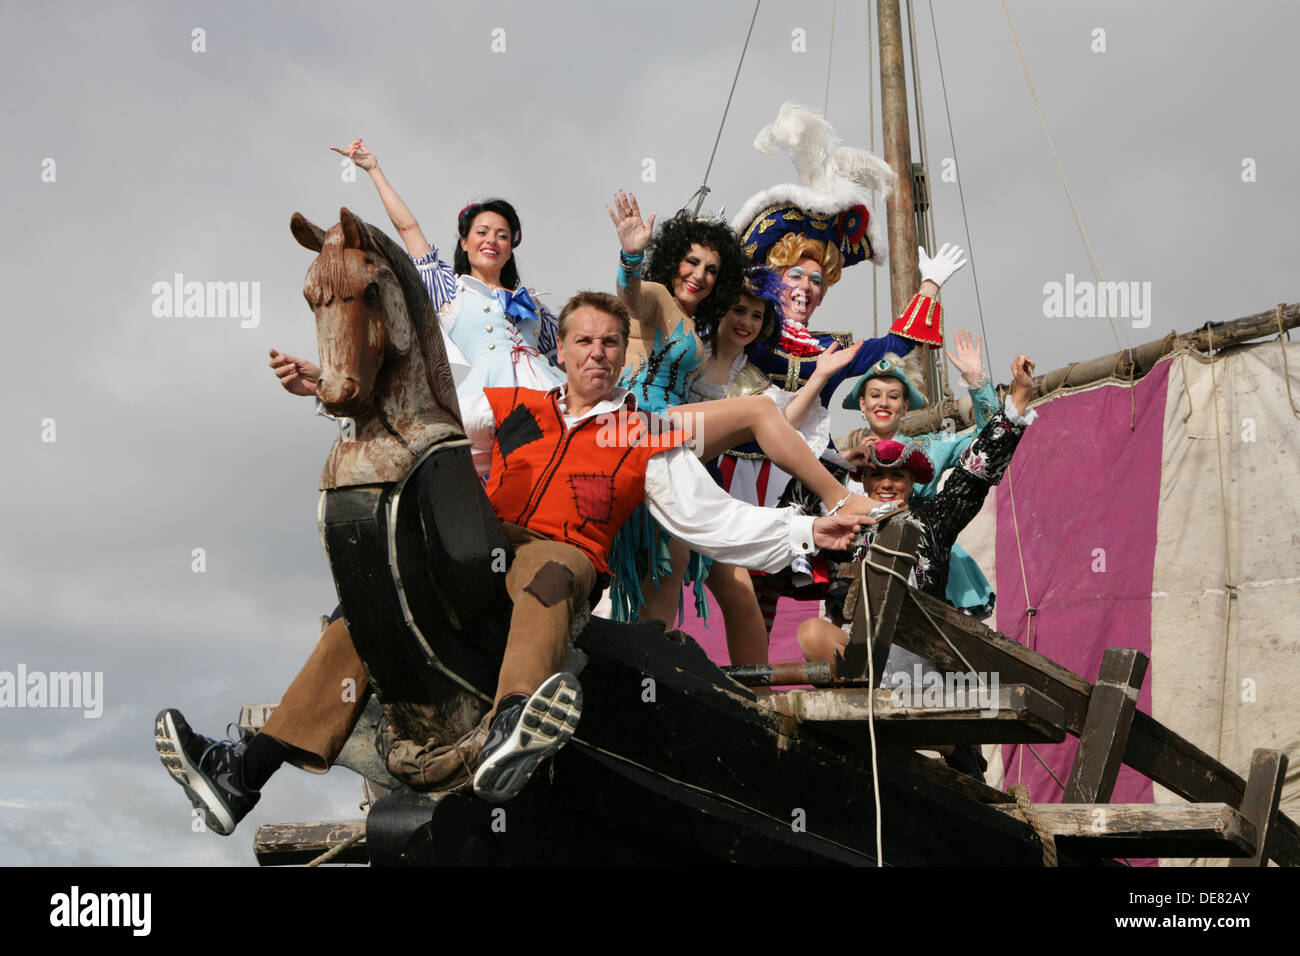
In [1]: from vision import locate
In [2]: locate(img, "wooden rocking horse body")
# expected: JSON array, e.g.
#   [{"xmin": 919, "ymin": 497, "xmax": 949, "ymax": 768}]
[{"xmin": 292, "ymin": 208, "xmax": 510, "ymax": 775}]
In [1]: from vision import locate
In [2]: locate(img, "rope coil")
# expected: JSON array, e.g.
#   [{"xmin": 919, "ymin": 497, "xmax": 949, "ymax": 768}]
[{"xmin": 1008, "ymin": 783, "xmax": 1058, "ymax": 867}]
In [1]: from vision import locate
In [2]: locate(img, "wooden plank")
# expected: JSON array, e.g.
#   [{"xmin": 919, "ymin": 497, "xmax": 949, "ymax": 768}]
[
  {"xmin": 1063, "ymin": 648, "xmax": 1149, "ymax": 803},
  {"xmin": 993, "ymin": 803, "xmax": 1257, "ymax": 858},
  {"xmin": 1231, "ymin": 749, "xmax": 1289, "ymax": 868},
  {"xmin": 253, "ymin": 820, "xmax": 367, "ymax": 866},
  {"xmin": 890, "ymin": 588, "xmax": 1300, "ymax": 865},
  {"xmin": 843, "ymin": 516, "xmax": 920, "ymax": 683},
  {"xmin": 767, "ymin": 683, "xmax": 1066, "ymax": 746}
]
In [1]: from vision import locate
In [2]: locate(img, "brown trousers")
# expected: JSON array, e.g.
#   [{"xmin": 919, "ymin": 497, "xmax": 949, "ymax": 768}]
[{"xmin": 260, "ymin": 523, "xmax": 596, "ymax": 771}]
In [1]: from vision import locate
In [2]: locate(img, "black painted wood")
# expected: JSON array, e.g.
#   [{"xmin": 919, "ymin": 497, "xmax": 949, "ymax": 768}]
[
  {"xmin": 1063, "ymin": 648, "xmax": 1149, "ymax": 803},
  {"xmin": 844, "ymin": 517, "xmax": 920, "ymax": 684},
  {"xmin": 1231, "ymin": 749, "xmax": 1289, "ymax": 867}
]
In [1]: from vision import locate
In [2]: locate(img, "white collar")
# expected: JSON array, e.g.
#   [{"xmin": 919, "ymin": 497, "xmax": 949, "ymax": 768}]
[
  {"xmin": 460, "ymin": 274, "xmax": 496, "ymax": 297},
  {"xmin": 553, "ymin": 383, "xmax": 638, "ymax": 421}
]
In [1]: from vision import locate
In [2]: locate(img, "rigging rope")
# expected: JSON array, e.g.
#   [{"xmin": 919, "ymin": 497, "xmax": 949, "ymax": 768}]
[
  {"xmin": 926, "ymin": 0, "xmax": 992, "ymax": 379},
  {"xmin": 858, "ymin": 550, "xmax": 887, "ymax": 866},
  {"xmin": 868, "ymin": 1, "xmax": 879, "ymax": 336},
  {"xmin": 1008, "ymin": 782, "xmax": 1059, "ymax": 866},
  {"xmin": 824, "ymin": 0, "xmax": 838, "ymax": 116},
  {"xmin": 998, "ymin": 0, "xmax": 1132, "ymax": 359},
  {"xmin": 1206, "ymin": 328, "xmax": 1236, "ymax": 763},
  {"xmin": 304, "ymin": 829, "xmax": 365, "ymax": 867},
  {"xmin": 907, "ymin": 0, "xmax": 949, "ymax": 404},
  {"xmin": 1277, "ymin": 303, "xmax": 1300, "ymax": 417},
  {"xmin": 689, "ymin": 0, "xmax": 762, "ymax": 215}
]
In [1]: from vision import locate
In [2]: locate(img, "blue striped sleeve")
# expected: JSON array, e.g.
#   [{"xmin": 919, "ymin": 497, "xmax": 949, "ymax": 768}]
[
  {"xmin": 537, "ymin": 299, "xmax": 560, "ymax": 365},
  {"xmin": 410, "ymin": 244, "xmax": 459, "ymax": 313}
]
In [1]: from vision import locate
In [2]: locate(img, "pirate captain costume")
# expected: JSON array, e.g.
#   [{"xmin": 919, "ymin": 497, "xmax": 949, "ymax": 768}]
[
  {"xmin": 721, "ymin": 102, "xmax": 960, "ymax": 628},
  {"xmin": 724, "ymin": 102, "xmax": 953, "ymax": 511}
]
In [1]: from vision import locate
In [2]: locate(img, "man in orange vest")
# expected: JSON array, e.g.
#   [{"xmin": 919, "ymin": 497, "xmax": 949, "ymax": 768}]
[
  {"xmin": 156, "ymin": 291, "xmax": 870, "ymax": 829},
  {"xmin": 462, "ymin": 290, "xmax": 870, "ymax": 801}
]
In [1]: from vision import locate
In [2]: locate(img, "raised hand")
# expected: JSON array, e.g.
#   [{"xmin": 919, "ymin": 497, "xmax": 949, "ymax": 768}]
[
  {"xmin": 1009, "ymin": 353, "xmax": 1036, "ymax": 415},
  {"xmin": 1011, "ymin": 353, "xmax": 1036, "ymax": 388},
  {"xmin": 330, "ymin": 138, "xmax": 377, "ymax": 172},
  {"xmin": 811, "ymin": 340, "xmax": 864, "ymax": 382},
  {"xmin": 918, "ymin": 242, "xmax": 968, "ymax": 288},
  {"xmin": 944, "ymin": 328, "xmax": 985, "ymax": 384},
  {"xmin": 269, "ymin": 348, "xmax": 321, "ymax": 397},
  {"xmin": 605, "ymin": 190, "xmax": 657, "ymax": 255},
  {"xmin": 842, "ymin": 434, "xmax": 882, "ymax": 471}
]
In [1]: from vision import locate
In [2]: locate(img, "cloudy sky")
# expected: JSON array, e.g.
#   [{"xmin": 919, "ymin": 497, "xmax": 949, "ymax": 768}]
[{"xmin": 2, "ymin": 0, "xmax": 1296, "ymax": 866}]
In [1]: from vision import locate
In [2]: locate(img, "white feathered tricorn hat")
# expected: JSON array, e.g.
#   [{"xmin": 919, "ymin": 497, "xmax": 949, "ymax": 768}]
[{"xmin": 733, "ymin": 102, "xmax": 896, "ymax": 270}]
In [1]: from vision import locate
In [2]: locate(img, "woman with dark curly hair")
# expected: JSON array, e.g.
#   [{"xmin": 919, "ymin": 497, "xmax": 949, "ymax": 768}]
[{"xmin": 604, "ymin": 192, "xmax": 874, "ymax": 625}]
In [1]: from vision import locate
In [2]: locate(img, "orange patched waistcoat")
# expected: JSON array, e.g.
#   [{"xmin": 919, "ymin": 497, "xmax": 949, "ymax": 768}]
[{"xmin": 484, "ymin": 387, "xmax": 688, "ymax": 573}]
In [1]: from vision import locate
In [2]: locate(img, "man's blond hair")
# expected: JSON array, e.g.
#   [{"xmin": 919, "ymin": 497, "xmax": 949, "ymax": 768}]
[{"xmin": 556, "ymin": 290, "xmax": 631, "ymax": 342}]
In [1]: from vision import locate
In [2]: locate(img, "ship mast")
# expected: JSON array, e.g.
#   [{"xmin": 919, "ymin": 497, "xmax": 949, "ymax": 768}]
[{"xmin": 877, "ymin": 0, "xmax": 941, "ymax": 403}]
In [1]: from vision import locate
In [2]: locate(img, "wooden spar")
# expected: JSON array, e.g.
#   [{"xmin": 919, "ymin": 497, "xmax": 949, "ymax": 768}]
[
  {"xmin": 1231, "ymin": 749, "xmax": 1289, "ymax": 868},
  {"xmin": 844, "ymin": 516, "xmax": 919, "ymax": 685},
  {"xmin": 254, "ymin": 820, "xmax": 367, "ymax": 866},
  {"xmin": 991, "ymin": 803, "xmax": 1258, "ymax": 858},
  {"xmin": 1062, "ymin": 648, "xmax": 1149, "ymax": 804},
  {"xmin": 877, "ymin": 0, "xmax": 931, "ymax": 401},
  {"xmin": 766, "ymin": 682, "xmax": 1067, "ymax": 746},
  {"xmin": 897, "ymin": 300, "xmax": 1300, "ymax": 435}
]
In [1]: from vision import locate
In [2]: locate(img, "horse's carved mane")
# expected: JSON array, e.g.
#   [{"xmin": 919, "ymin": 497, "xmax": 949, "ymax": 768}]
[
  {"xmin": 293, "ymin": 208, "xmax": 464, "ymax": 488},
  {"xmin": 357, "ymin": 220, "xmax": 461, "ymax": 422}
]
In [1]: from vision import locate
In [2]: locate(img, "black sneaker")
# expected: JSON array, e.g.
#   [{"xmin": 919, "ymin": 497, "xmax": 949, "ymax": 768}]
[
  {"xmin": 472, "ymin": 673, "xmax": 582, "ymax": 804},
  {"xmin": 154, "ymin": 709, "xmax": 260, "ymax": 835}
]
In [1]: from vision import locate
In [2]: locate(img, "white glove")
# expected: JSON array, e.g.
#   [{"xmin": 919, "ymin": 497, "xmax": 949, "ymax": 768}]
[{"xmin": 918, "ymin": 243, "xmax": 968, "ymax": 288}]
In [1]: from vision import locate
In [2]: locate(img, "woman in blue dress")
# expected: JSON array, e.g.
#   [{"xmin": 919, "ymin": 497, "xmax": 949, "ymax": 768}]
[
  {"xmin": 270, "ymin": 140, "xmax": 562, "ymax": 474},
  {"xmin": 605, "ymin": 192, "xmax": 876, "ymax": 624}
]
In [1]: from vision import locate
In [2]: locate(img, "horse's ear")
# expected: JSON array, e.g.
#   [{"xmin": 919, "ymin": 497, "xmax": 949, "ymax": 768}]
[
  {"xmin": 291, "ymin": 213, "xmax": 325, "ymax": 252},
  {"xmin": 339, "ymin": 207, "xmax": 368, "ymax": 250}
]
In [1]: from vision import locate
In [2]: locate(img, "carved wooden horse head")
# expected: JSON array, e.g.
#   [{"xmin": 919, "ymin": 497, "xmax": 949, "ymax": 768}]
[{"xmin": 291, "ymin": 208, "xmax": 462, "ymax": 488}]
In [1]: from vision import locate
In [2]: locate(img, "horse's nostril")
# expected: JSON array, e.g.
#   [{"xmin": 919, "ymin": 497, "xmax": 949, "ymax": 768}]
[{"xmin": 319, "ymin": 376, "xmax": 360, "ymax": 405}]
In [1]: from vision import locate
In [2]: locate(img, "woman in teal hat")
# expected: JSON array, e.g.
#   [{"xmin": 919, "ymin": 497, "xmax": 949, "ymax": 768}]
[{"xmin": 837, "ymin": 329, "xmax": 1000, "ymax": 615}]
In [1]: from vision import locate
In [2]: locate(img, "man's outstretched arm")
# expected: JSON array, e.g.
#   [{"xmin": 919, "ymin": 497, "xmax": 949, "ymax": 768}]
[{"xmin": 644, "ymin": 448, "xmax": 870, "ymax": 571}]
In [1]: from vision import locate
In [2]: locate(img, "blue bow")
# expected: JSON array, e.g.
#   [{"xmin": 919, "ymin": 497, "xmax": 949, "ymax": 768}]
[{"xmin": 497, "ymin": 287, "xmax": 539, "ymax": 325}]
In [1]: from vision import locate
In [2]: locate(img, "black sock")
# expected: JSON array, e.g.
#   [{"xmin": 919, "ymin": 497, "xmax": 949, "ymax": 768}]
[{"xmin": 241, "ymin": 734, "xmax": 291, "ymax": 791}]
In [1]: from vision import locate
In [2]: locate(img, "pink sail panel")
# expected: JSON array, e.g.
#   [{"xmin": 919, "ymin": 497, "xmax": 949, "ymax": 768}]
[{"xmin": 996, "ymin": 363, "xmax": 1171, "ymax": 808}]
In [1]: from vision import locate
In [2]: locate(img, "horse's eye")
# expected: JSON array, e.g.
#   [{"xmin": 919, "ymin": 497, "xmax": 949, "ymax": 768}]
[{"xmin": 363, "ymin": 283, "xmax": 380, "ymax": 307}]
